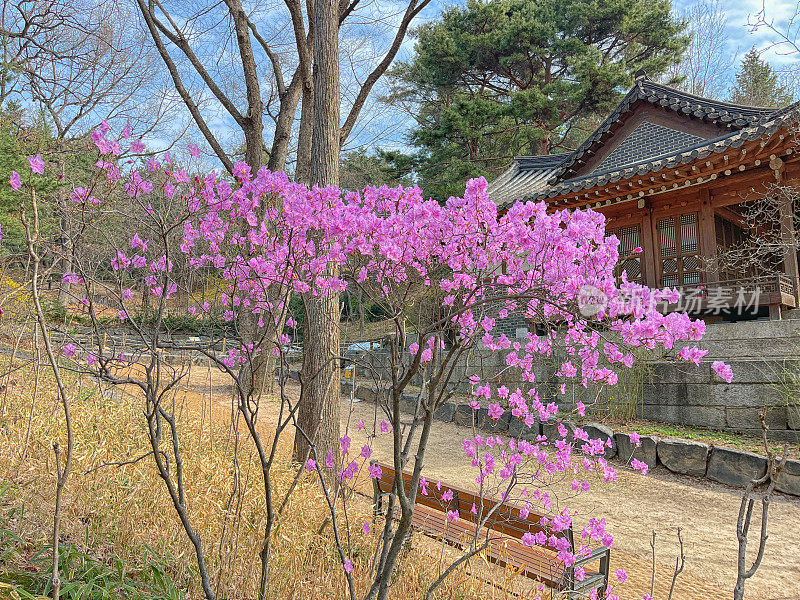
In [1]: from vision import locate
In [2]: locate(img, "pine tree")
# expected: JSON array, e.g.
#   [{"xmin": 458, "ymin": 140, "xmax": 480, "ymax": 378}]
[
  {"xmin": 729, "ymin": 48, "xmax": 793, "ymax": 107},
  {"xmin": 386, "ymin": 0, "xmax": 690, "ymax": 202}
]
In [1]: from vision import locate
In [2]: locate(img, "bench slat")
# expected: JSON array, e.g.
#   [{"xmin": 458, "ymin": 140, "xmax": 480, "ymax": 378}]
[
  {"xmin": 403, "ymin": 503, "xmax": 569, "ymax": 587},
  {"xmin": 373, "ymin": 461, "xmax": 609, "ymax": 594}
]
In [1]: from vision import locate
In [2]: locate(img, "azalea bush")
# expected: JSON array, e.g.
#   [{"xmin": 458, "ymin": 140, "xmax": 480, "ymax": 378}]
[{"xmin": 6, "ymin": 124, "xmax": 733, "ymax": 600}]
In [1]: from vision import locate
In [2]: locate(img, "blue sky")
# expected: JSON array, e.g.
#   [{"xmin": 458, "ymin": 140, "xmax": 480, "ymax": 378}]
[
  {"xmin": 354, "ymin": 0, "xmax": 800, "ymax": 153},
  {"xmin": 672, "ymin": 0, "xmax": 800, "ymax": 79},
  {"xmin": 149, "ymin": 0, "xmax": 800, "ymax": 167}
]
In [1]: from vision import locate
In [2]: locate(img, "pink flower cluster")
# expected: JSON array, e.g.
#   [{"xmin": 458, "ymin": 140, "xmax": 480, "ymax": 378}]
[{"xmin": 8, "ymin": 123, "xmax": 737, "ymax": 588}]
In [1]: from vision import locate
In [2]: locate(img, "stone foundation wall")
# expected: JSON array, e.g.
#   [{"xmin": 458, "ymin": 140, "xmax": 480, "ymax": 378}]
[
  {"xmin": 343, "ymin": 317, "xmax": 800, "ymax": 440},
  {"xmin": 637, "ymin": 318, "xmax": 800, "ymax": 441},
  {"xmin": 340, "ymin": 378, "xmax": 800, "ymax": 497}
]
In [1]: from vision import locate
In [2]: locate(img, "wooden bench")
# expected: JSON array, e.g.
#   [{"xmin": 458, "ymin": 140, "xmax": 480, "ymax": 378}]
[{"xmin": 371, "ymin": 461, "xmax": 610, "ymax": 597}]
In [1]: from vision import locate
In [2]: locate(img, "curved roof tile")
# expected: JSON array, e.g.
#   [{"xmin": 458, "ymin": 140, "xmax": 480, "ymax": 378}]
[
  {"xmin": 489, "ymin": 76, "xmax": 800, "ymax": 208},
  {"xmin": 517, "ymin": 104, "xmax": 800, "ymax": 203}
]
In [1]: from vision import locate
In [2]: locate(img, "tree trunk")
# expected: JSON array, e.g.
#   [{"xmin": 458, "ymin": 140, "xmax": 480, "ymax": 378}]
[
  {"xmin": 308, "ymin": 0, "xmax": 339, "ymax": 186},
  {"xmin": 295, "ymin": 82, "xmax": 314, "ymax": 185},
  {"xmin": 294, "ymin": 0, "xmax": 341, "ymax": 466},
  {"xmin": 268, "ymin": 71, "xmax": 303, "ymax": 172}
]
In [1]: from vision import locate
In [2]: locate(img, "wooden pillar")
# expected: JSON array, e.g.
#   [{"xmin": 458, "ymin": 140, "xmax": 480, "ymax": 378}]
[
  {"xmin": 698, "ymin": 187, "xmax": 718, "ymax": 284},
  {"xmin": 770, "ymin": 304, "xmax": 783, "ymax": 320},
  {"xmin": 778, "ymin": 190, "xmax": 800, "ymax": 307},
  {"xmin": 640, "ymin": 204, "xmax": 658, "ymax": 288}
]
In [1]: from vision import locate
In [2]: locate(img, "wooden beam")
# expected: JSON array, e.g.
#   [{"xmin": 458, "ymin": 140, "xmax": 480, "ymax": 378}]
[{"xmin": 714, "ymin": 205, "xmax": 748, "ymax": 229}]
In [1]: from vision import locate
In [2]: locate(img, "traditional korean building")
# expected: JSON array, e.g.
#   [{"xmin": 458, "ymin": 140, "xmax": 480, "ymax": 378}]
[{"xmin": 489, "ymin": 73, "xmax": 800, "ymax": 320}]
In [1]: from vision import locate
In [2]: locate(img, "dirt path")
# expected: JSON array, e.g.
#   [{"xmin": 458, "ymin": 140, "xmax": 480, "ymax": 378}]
[{"xmin": 192, "ymin": 372, "xmax": 800, "ymax": 600}]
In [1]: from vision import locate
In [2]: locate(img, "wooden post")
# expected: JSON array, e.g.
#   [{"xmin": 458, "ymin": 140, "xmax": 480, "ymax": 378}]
[
  {"xmin": 777, "ymin": 174, "xmax": 800, "ymax": 307},
  {"xmin": 698, "ymin": 187, "xmax": 718, "ymax": 284},
  {"xmin": 640, "ymin": 205, "xmax": 658, "ymax": 289}
]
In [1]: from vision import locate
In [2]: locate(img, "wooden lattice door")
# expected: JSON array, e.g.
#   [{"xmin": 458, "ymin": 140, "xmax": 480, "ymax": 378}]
[
  {"xmin": 657, "ymin": 213, "xmax": 701, "ymax": 287},
  {"xmin": 609, "ymin": 224, "xmax": 644, "ymax": 284}
]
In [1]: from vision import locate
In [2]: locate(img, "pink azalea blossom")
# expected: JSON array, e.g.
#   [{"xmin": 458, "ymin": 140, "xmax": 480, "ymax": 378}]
[
  {"xmin": 9, "ymin": 171, "xmax": 21, "ymax": 190},
  {"xmin": 712, "ymin": 360, "xmax": 733, "ymax": 383},
  {"xmin": 487, "ymin": 403, "xmax": 504, "ymax": 420},
  {"xmin": 367, "ymin": 463, "xmax": 382, "ymax": 479},
  {"xmin": 28, "ymin": 154, "xmax": 44, "ymax": 174}
]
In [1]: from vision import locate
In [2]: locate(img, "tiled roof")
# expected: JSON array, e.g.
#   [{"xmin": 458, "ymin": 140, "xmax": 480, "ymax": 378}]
[
  {"xmin": 592, "ymin": 121, "xmax": 705, "ymax": 172},
  {"xmin": 486, "ymin": 154, "xmax": 572, "ymax": 206},
  {"xmin": 489, "ymin": 75, "xmax": 799, "ymax": 207},
  {"xmin": 525, "ymin": 101, "xmax": 800, "ymax": 202}
]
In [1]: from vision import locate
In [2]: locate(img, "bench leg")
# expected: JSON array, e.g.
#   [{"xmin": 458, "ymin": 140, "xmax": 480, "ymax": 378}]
[
  {"xmin": 598, "ymin": 552, "xmax": 610, "ymax": 600},
  {"xmin": 372, "ymin": 476, "xmax": 383, "ymax": 519}
]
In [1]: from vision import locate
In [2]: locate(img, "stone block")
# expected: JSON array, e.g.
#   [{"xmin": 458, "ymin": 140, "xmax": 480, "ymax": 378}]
[
  {"xmin": 706, "ymin": 447, "xmax": 767, "ymax": 488},
  {"xmin": 454, "ymin": 403, "xmax": 476, "ymax": 427},
  {"xmin": 788, "ymin": 405, "xmax": 800, "ymax": 430},
  {"xmin": 581, "ymin": 423, "xmax": 616, "ymax": 459},
  {"xmin": 508, "ymin": 416, "xmax": 541, "ymax": 441},
  {"xmin": 775, "ymin": 459, "xmax": 800, "ymax": 497},
  {"xmin": 726, "ymin": 406, "xmax": 787, "ymax": 431},
  {"xmin": 640, "ymin": 403, "xmax": 727, "ymax": 429},
  {"xmin": 355, "ymin": 384, "xmax": 377, "ymax": 403},
  {"xmin": 433, "ymin": 402, "xmax": 456, "ymax": 423},
  {"xmin": 614, "ymin": 433, "xmax": 659, "ymax": 468},
  {"xmin": 400, "ymin": 393, "xmax": 419, "ymax": 415},
  {"xmin": 657, "ymin": 438, "xmax": 709, "ymax": 477},
  {"xmin": 542, "ymin": 419, "xmax": 576, "ymax": 443}
]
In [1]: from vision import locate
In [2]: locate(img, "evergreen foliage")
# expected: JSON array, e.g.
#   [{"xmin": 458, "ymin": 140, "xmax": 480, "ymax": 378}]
[
  {"xmin": 729, "ymin": 47, "xmax": 793, "ymax": 108},
  {"xmin": 385, "ymin": 0, "xmax": 689, "ymax": 201}
]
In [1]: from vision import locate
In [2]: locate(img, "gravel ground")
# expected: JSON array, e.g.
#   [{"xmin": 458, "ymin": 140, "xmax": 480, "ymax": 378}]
[{"xmin": 194, "ymin": 371, "xmax": 800, "ymax": 600}]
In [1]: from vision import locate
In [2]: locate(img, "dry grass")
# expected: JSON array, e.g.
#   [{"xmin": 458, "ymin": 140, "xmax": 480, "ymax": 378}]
[{"xmin": 0, "ymin": 349, "xmax": 534, "ymax": 600}]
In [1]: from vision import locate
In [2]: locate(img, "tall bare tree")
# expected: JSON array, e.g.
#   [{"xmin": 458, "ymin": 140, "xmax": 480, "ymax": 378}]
[
  {"xmin": 0, "ymin": 0, "xmax": 74, "ymax": 106},
  {"xmin": 665, "ymin": 0, "xmax": 734, "ymax": 99},
  {"xmin": 134, "ymin": 0, "xmax": 311, "ymax": 173},
  {"xmin": 136, "ymin": 0, "xmax": 432, "ymax": 459},
  {"xmin": 18, "ymin": 1, "xmax": 175, "ymax": 305},
  {"xmin": 292, "ymin": 0, "xmax": 433, "ymax": 465}
]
